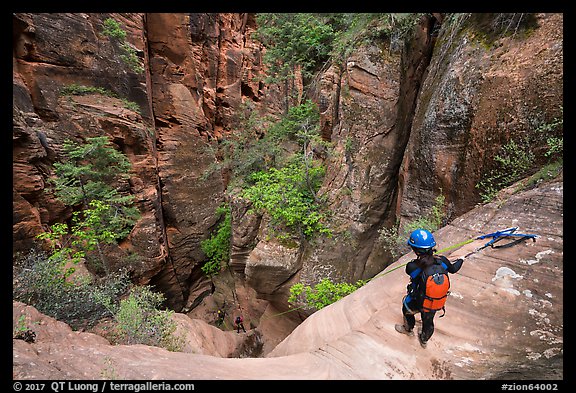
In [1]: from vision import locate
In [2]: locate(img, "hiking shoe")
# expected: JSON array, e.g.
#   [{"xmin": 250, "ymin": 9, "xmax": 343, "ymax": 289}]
[
  {"xmin": 418, "ymin": 334, "xmax": 428, "ymax": 348},
  {"xmin": 395, "ymin": 324, "xmax": 414, "ymax": 336}
]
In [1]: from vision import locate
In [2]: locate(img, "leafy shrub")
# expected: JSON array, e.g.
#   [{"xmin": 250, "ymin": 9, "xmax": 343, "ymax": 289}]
[
  {"xmin": 97, "ymin": 285, "xmax": 185, "ymax": 352},
  {"xmin": 101, "ymin": 17, "xmax": 143, "ymax": 74},
  {"xmin": 242, "ymin": 160, "xmax": 330, "ymax": 240},
  {"xmin": 13, "ymin": 248, "xmax": 130, "ymax": 330},
  {"xmin": 255, "ymin": 13, "xmax": 423, "ymax": 83},
  {"xmin": 476, "ymin": 109, "xmax": 563, "ymax": 203},
  {"xmin": 102, "ymin": 18, "xmax": 127, "ymax": 40},
  {"xmin": 330, "ymin": 13, "xmax": 424, "ymax": 61},
  {"xmin": 43, "ymin": 136, "xmax": 140, "ymax": 272},
  {"xmin": 288, "ymin": 278, "xmax": 367, "ymax": 310},
  {"xmin": 538, "ymin": 109, "xmax": 563, "ymax": 161},
  {"xmin": 206, "ymin": 100, "xmax": 330, "ymax": 242},
  {"xmin": 118, "ymin": 43, "xmax": 145, "ymax": 74},
  {"xmin": 476, "ymin": 138, "xmax": 535, "ymax": 203},
  {"xmin": 13, "ymin": 315, "xmax": 37, "ymax": 342},
  {"xmin": 255, "ymin": 13, "xmax": 336, "ymax": 83},
  {"xmin": 200, "ymin": 205, "xmax": 231, "ymax": 277},
  {"xmin": 288, "ymin": 191, "xmax": 445, "ymax": 311},
  {"xmin": 61, "ymin": 84, "xmax": 116, "ymax": 97}
]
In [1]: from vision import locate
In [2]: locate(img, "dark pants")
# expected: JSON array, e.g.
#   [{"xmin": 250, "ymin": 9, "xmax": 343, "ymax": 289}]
[
  {"xmin": 402, "ymin": 296, "xmax": 436, "ymax": 342},
  {"xmin": 236, "ymin": 323, "xmax": 246, "ymax": 333}
]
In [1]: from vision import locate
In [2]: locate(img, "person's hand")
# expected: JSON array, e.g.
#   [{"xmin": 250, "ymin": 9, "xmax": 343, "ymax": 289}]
[{"xmin": 450, "ymin": 254, "xmax": 467, "ymax": 262}]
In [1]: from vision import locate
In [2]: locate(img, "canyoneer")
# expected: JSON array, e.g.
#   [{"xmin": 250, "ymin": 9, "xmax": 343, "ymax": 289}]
[
  {"xmin": 394, "ymin": 229, "xmax": 465, "ymax": 348},
  {"xmin": 235, "ymin": 314, "xmax": 246, "ymax": 333}
]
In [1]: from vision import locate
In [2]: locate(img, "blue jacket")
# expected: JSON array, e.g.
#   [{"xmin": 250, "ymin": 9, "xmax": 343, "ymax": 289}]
[{"xmin": 404, "ymin": 255, "xmax": 463, "ymax": 306}]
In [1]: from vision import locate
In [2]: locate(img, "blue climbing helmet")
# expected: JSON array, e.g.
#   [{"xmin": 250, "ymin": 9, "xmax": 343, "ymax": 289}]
[{"xmin": 407, "ymin": 229, "xmax": 436, "ymax": 252}]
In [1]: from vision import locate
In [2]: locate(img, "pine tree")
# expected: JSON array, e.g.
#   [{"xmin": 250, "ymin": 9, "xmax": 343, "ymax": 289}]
[{"xmin": 41, "ymin": 136, "xmax": 140, "ymax": 273}]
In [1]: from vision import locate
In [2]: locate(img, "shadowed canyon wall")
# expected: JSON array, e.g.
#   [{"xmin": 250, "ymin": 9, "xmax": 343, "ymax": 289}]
[{"xmin": 13, "ymin": 13, "xmax": 563, "ymax": 325}]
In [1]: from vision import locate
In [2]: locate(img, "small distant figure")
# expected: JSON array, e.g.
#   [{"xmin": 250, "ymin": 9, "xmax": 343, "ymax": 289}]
[
  {"xmin": 216, "ymin": 309, "xmax": 226, "ymax": 326},
  {"xmin": 235, "ymin": 315, "xmax": 246, "ymax": 333}
]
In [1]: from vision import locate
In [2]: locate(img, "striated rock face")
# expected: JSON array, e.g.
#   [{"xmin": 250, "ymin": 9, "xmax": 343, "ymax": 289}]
[
  {"xmin": 12, "ymin": 13, "xmax": 165, "ymax": 283},
  {"xmin": 13, "ymin": 176, "xmax": 563, "ymax": 379},
  {"xmin": 12, "ymin": 13, "xmax": 276, "ymax": 312},
  {"xmin": 398, "ymin": 13, "xmax": 563, "ymax": 225},
  {"xmin": 142, "ymin": 13, "xmax": 284, "ymax": 310},
  {"xmin": 269, "ymin": 176, "xmax": 563, "ymax": 380},
  {"xmin": 13, "ymin": 13, "xmax": 563, "ymax": 353},
  {"xmin": 242, "ymin": 13, "xmax": 563, "ymax": 315},
  {"xmin": 303, "ymin": 15, "xmax": 438, "ymax": 284}
]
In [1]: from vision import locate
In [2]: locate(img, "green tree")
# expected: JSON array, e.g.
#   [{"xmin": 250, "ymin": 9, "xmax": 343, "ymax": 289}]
[
  {"xmin": 102, "ymin": 18, "xmax": 127, "ymax": 40},
  {"xmin": 255, "ymin": 13, "xmax": 425, "ymax": 83},
  {"xmin": 42, "ymin": 136, "xmax": 139, "ymax": 272},
  {"xmin": 52, "ymin": 137, "xmax": 130, "ymax": 204},
  {"xmin": 242, "ymin": 160, "xmax": 329, "ymax": 241},
  {"xmin": 210, "ymin": 100, "xmax": 331, "ymax": 242},
  {"xmin": 255, "ymin": 14, "xmax": 336, "ymax": 84},
  {"xmin": 200, "ymin": 205, "xmax": 232, "ymax": 277},
  {"xmin": 101, "ymin": 17, "xmax": 144, "ymax": 74}
]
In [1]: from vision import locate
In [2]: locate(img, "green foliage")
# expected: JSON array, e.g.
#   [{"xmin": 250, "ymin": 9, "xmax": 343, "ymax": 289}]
[
  {"xmin": 330, "ymin": 13, "xmax": 424, "ymax": 62},
  {"xmin": 242, "ymin": 160, "xmax": 330, "ymax": 240},
  {"xmin": 73, "ymin": 199, "xmax": 132, "ymax": 247},
  {"xmin": 516, "ymin": 160, "xmax": 563, "ymax": 192},
  {"xmin": 206, "ymin": 100, "xmax": 330, "ymax": 242},
  {"xmin": 278, "ymin": 99, "xmax": 321, "ymax": 138},
  {"xmin": 255, "ymin": 13, "xmax": 424, "ymax": 84},
  {"xmin": 102, "ymin": 18, "xmax": 127, "ymax": 40},
  {"xmin": 36, "ymin": 222, "xmax": 85, "ymax": 268},
  {"xmin": 99, "ymin": 285, "xmax": 185, "ymax": 352},
  {"xmin": 101, "ymin": 17, "xmax": 143, "ymax": 74},
  {"xmin": 53, "ymin": 136, "xmax": 131, "ymax": 202},
  {"xmin": 475, "ymin": 108, "xmax": 562, "ymax": 203},
  {"xmin": 538, "ymin": 109, "xmax": 563, "ymax": 161},
  {"xmin": 476, "ymin": 138, "xmax": 535, "ymax": 203},
  {"xmin": 200, "ymin": 205, "xmax": 231, "ymax": 277},
  {"xmin": 118, "ymin": 42, "xmax": 145, "ymax": 74},
  {"xmin": 60, "ymin": 83, "xmax": 141, "ymax": 113},
  {"xmin": 41, "ymin": 136, "xmax": 139, "ymax": 271},
  {"xmin": 61, "ymin": 84, "xmax": 116, "ymax": 97},
  {"xmin": 13, "ymin": 315, "xmax": 29, "ymax": 335},
  {"xmin": 51, "ymin": 136, "xmax": 138, "ymax": 221},
  {"xmin": 545, "ymin": 136, "xmax": 563, "ymax": 158},
  {"xmin": 205, "ymin": 104, "xmax": 279, "ymax": 185},
  {"xmin": 120, "ymin": 97, "xmax": 142, "ymax": 113},
  {"xmin": 12, "ymin": 314, "xmax": 38, "ymax": 342},
  {"xmin": 288, "ymin": 277, "xmax": 367, "ymax": 310},
  {"xmin": 378, "ymin": 193, "xmax": 446, "ymax": 259},
  {"xmin": 13, "ymin": 249, "xmax": 130, "ymax": 330},
  {"xmin": 36, "ymin": 200, "xmax": 138, "ymax": 275},
  {"xmin": 288, "ymin": 191, "xmax": 445, "ymax": 311},
  {"xmin": 213, "ymin": 100, "xmax": 325, "ymax": 187},
  {"xmin": 255, "ymin": 14, "xmax": 336, "ymax": 83}
]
